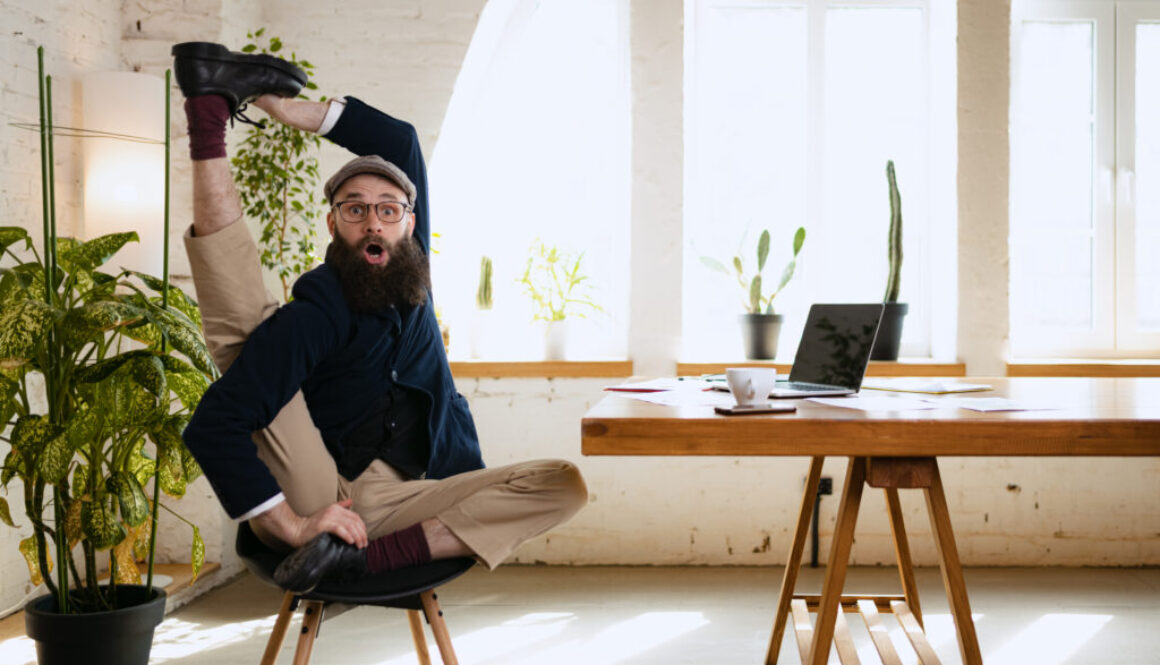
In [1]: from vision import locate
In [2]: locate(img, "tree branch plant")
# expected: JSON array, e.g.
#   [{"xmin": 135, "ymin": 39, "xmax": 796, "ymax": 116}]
[
  {"xmin": 702, "ymin": 226, "xmax": 807, "ymax": 314},
  {"xmin": 232, "ymin": 29, "xmax": 324, "ymax": 302},
  {"xmin": 0, "ymin": 49, "xmax": 214, "ymax": 620},
  {"xmin": 884, "ymin": 159, "xmax": 902, "ymax": 302},
  {"xmin": 518, "ymin": 239, "xmax": 603, "ymax": 322}
]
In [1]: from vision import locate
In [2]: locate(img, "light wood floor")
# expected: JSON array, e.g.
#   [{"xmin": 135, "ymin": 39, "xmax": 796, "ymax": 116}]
[{"xmin": 1, "ymin": 565, "xmax": 1156, "ymax": 664}]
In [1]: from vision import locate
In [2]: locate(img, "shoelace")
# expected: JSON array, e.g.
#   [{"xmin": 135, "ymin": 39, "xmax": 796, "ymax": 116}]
[{"xmin": 230, "ymin": 102, "xmax": 267, "ymax": 130}]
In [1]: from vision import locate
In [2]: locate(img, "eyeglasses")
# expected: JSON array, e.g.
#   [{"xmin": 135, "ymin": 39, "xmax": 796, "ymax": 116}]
[{"xmin": 332, "ymin": 200, "xmax": 412, "ymax": 224}]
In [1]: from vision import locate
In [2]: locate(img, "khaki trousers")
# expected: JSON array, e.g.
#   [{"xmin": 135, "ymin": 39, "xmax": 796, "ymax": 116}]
[{"xmin": 184, "ymin": 221, "xmax": 586, "ymax": 568}]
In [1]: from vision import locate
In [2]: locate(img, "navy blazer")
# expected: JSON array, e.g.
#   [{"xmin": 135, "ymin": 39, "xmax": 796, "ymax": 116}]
[{"xmin": 183, "ymin": 97, "xmax": 485, "ymax": 519}]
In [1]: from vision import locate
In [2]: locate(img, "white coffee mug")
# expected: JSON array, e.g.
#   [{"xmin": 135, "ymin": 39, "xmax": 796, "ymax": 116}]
[{"xmin": 725, "ymin": 367, "xmax": 778, "ymax": 406}]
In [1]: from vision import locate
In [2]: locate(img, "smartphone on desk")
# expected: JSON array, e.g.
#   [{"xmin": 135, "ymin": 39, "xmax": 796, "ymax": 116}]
[{"xmin": 714, "ymin": 403, "xmax": 797, "ymax": 416}]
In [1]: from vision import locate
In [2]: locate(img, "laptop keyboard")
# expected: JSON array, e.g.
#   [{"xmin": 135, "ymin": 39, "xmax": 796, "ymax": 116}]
[{"xmin": 778, "ymin": 381, "xmax": 846, "ymax": 392}]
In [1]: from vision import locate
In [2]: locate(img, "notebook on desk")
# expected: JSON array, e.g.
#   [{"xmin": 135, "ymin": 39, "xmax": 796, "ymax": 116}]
[{"xmin": 713, "ymin": 303, "xmax": 885, "ymax": 398}]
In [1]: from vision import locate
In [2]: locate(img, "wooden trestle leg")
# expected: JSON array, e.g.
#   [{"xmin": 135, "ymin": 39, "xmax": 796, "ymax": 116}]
[{"xmin": 765, "ymin": 456, "xmax": 825, "ymax": 665}]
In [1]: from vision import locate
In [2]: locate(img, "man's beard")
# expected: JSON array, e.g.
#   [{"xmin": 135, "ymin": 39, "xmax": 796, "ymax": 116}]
[{"xmin": 325, "ymin": 233, "xmax": 431, "ymax": 314}]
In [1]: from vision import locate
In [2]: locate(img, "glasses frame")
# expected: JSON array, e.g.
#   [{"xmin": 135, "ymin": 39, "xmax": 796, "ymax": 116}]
[{"xmin": 331, "ymin": 199, "xmax": 413, "ymax": 224}]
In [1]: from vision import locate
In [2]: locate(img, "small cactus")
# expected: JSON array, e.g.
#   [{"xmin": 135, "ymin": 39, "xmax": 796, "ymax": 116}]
[
  {"xmin": 476, "ymin": 255, "xmax": 493, "ymax": 310},
  {"xmin": 884, "ymin": 160, "xmax": 903, "ymax": 303}
]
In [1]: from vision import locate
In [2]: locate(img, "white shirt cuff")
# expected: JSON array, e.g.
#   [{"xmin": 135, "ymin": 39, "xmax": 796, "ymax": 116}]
[
  {"xmin": 235, "ymin": 492, "xmax": 286, "ymax": 522},
  {"xmin": 317, "ymin": 98, "xmax": 347, "ymax": 135}
]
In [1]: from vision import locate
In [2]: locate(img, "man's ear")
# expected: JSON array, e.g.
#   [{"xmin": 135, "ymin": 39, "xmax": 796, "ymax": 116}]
[
  {"xmin": 326, "ymin": 211, "xmax": 337, "ymax": 237},
  {"xmin": 406, "ymin": 212, "xmax": 416, "ymax": 237}
]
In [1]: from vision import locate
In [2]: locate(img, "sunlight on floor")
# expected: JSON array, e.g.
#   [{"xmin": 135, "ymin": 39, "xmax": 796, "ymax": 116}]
[
  {"xmin": 0, "ymin": 635, "xmax": 35, "ymax": 665},
  {"xmin": 373, "ymin": 610, "xmax": 709, "ymax": 665},
  {"xmin": 987, "ymin": 613, "xmax": 1112, "ymax": 665},
  {"xmin": 150, "ymin": 615, "xmax": 279, "ymax": 662}
]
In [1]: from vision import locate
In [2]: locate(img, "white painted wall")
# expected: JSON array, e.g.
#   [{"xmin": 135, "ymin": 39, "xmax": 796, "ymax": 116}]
[{"xmin": 1, "ymin": 0, "xmax": 1157, "ymax": 619}]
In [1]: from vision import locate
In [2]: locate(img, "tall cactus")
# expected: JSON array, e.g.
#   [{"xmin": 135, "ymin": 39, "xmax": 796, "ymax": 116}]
[
  {"xmin": 884, "ymin": 160, "xmax": 902, "ymax": 303},
  {"xmin": 476, "ymin": 255, "xmax": 493, "ymax": 310}
]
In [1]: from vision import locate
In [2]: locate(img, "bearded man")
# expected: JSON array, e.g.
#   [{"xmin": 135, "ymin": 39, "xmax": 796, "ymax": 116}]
[{"xmin": 173, "ymin": 42, "xmax": 586, "ymax": 593}]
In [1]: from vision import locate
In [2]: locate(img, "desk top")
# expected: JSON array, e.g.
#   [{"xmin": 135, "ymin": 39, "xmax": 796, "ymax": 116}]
[{"xmin": 581, "ymin": 377, "xmax": 1160, "ymax": 457}]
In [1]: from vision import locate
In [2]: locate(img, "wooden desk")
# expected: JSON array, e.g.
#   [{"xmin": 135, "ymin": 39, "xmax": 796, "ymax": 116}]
[{"xmin": 581, "ymin": 378, "xmax": 1160, "ymax": 665}]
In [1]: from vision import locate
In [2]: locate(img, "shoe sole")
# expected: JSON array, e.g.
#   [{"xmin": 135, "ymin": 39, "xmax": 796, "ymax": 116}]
[{"xmin": 171, "ymin": 41, "xmax": 308, "ymax": 86}]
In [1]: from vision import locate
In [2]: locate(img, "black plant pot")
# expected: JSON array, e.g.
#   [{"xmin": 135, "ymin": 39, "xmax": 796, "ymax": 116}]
[
  {"xmin": 739, "ymin": 313, "xmax": 784, "ymax": 360},
  {"xmin": 870, "ymin": 302, "xmax": 908, "ymax": 361},
  {"xmin": 25, "ymin": 585, "xmax": 166, "ymax": 665}
]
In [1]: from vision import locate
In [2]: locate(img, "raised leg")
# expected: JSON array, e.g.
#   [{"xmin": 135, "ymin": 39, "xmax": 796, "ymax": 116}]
[
  {"xmin": 766, "ymin": 456, "xmax": 825, "ymax": 665},
  {"xmin": 884, "ymin": 487, "xmax": 923, "ymax": 626},
  {"xmin": 259, "ymin": 592, "xmax": 296, "ymax": 665},
  {"xmin": 420, "ymin": 591, "xmax": 460, "ymax": 665},
  {"xmin": 924, "ymin": 461, "xmax": 982, "ymax": 665},
  {"xmin": 407, "ymin": 609, "xmax": 433, "ymax": 665},
  {"xmin": 808, "ymin": 457, "xmax": 867, "ymax": 665}
]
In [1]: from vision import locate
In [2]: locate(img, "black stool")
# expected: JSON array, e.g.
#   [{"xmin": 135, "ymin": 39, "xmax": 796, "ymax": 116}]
[{"xmin": 236, "ymin": 522, "xmax": 475, "ymax": 665}]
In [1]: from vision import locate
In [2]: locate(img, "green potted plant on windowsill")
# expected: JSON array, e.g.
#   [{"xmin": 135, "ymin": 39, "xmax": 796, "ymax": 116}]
[
  {"xmin": 702, "ymin": 226, "xmax": 806, "ymax": 359},
  {"xmin": 870, "ymin": 160, "xmax": 907, "ymax": 360},
  {"xmin": 469, "ymin": 255, "xmax": 494, "ymax": 359},
  {"xmin": 2, "ymin": 49, "xmax": 215, "ymax": 665},
  {"xmin": 518, "ymin": 240, "xmax": 602, "ymax": 360}
]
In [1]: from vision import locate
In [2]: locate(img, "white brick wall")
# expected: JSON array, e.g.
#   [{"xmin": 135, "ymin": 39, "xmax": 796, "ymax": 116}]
[{"xmin": 1, "ymin": 0, "xmax": 1158, "ymax": 621}]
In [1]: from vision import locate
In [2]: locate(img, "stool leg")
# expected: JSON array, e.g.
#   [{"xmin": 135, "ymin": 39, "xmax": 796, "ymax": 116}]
[
  {"xmin": 260, "ymin": 592, "xmax": 297, "ymax": 665},
  {"xmin": 291, "ymin": 600, "xmax": 325, "ymax": 665},
  {"xmin": 408, "ymin": 609, "xmax": 433, "ymax": 665},
  {"xmin": 420, "ymin": 590, "xmax": 460, "ymax": 665},
  {"xmin": 766, "ymin": 456, "xmax": 825, "ymax": 665}
]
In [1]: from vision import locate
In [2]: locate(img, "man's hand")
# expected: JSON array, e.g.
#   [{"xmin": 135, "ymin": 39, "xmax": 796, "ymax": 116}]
[{"xmin": 252, "ymin": 499, "xmax": 368, "ymax": 549}]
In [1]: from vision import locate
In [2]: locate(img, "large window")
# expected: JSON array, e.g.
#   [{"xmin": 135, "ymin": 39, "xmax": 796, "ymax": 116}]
[
  {"xmin": 682, "ymin": 0, "xmax": 956, "ymax": 361},
  {"xmin": 1011, "ymin": 1, "xmax": 1160, "ymax": 357},
  {"xmin": 430, "ymin": 0, "xmax": 630, "ymax": 360}
]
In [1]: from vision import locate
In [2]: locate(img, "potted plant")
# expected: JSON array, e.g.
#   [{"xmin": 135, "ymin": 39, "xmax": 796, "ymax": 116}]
[
  {"xmin": 702, "ymin": 226, "xmax": 806, "ymax": 359},
  {"xmin": 231, "ymin": 29, "xmax": 323, "ymax": 303},
  {"xmin": 517, "ymin": 240, "xmax": 602, "ymax": 360},
  {"xmin": 469, "ymin": 256, "xmax": 493, "ymax": 359},
  {"xmin": 870, "ymin": 159, "xmax": 907, "ymax": 360},
  {"xmin": 1, "ymin": 49, "xmax": 214, "ymax": 665}
]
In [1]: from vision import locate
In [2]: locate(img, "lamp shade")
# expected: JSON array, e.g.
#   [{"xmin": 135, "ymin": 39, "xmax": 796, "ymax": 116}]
[{"xmin": 82, "ymin": 71, "xmax": 166, "ymax": 276}]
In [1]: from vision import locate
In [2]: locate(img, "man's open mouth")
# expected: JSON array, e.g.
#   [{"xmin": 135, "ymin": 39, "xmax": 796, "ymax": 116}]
[{"xmin": 363, "ymin": 240, "xmax": 387, "ymax": 265}]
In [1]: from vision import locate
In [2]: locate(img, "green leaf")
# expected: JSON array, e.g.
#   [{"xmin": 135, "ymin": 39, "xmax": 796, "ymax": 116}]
[
  {"xmin": 151, "ymin": 420, "xmax": 187, "ymax": 498},
  {"xmin": 732, "ymin": 256, "xmax": 743, "ymax": 276},
  {"xmin": 792, "ymin": 226, "xmax": 807, "ymax": 256},
  {"xmin": 127, "ymin": 440, "xmax": 156, "ymax": 488},
  {"xmin": 699, "ymin": 256, "xmax": 732, "ymax": 276},
  {"xmin": 161, "ymin": 356, "xmax": 210, "ymax": 410},
  {"xmin": 0, "ymin": 496, "xmax": 17, "ymax": 527},
  {"xmin": 2, "ymin": 450, "xmax": 26, "ymax": 487},
  {"xmin": 11, "ymin": 415, "xmax": 57, "ymax": 458},
  {"xmin": 756, "ymin": 229, "xmax": 770, "ymax": 273},
  {"xmin": 776, "ymin": 260, "xmax": 797, "ymax": 294},
  {"xmin": 0, "ymin": 299, "xmax": 58, "ymax": 369},
  {"xmin": 749, "ymin": 275, "xmax": 762, "ymax": 314},
  {"xmin": 270, "ymin": 37, "xmax": 282, "ymax": 52},
  {"xmin": 241, "ymin": 44, "xmax": 257, "ymax": 53},
  {"xmin": 181, "ymin": 446, "xmax": 202, "ymax": 484},
  {"xmin": 61, "ymin": 301, "xmax": 146, "ymax": 348},
  {"xmin": 58, "ymin": 232, "xmax": 139, "ymax": 272},
  {"xmin": 0, "ymin": 227, "xmax": 31, "ymax": 255},
  {"xmin": 128, "ymin": 354, "xmax": 167, "ymax": 401},
  {"xmin": 19, "ymin": 536, "xmax": 49, "ymax": 585},
  {"xmin": 81, "ymin": 498, "xmax": 127, "ymax": 550},
  {"xmin": 190, "ymin": 526, "xmax": 205, "ymax": 583},
  {"xmin": 107, "ymin": 472, "xmax": 150, "ymax": 527},
  {"xmin": 35, "ymin": 430, "xmax": 74, "ymax": 483}
]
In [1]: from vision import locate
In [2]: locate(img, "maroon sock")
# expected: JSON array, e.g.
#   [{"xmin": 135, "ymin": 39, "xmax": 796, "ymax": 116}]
[
  {"xmin": 365, "ymin": 523, "xmax": 432, "ymax": 573},
  {"xmin": 184, "ymin": 95, "xmax": 230, "ymax": 160}
]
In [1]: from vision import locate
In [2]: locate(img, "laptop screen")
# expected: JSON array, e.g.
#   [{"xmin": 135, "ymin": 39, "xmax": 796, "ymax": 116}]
[{"xmin": 787, "ymin": 304, "xmax": 885, "ymax": 389}]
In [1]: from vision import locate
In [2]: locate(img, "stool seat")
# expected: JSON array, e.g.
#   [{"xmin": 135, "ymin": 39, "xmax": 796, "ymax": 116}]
[{"xmin": 236, "ymin": 521, "xmax": 473, "ymax": 665}]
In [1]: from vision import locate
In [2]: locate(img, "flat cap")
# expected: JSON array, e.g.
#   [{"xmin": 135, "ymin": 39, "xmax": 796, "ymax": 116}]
[{"xmin": 324, "ymin": 155, "xmax": 417, "ymax": 205}]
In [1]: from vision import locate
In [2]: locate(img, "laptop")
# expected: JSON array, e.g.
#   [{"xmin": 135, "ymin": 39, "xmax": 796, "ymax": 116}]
[{"xmin": 714, "ymin": 303, "xmax": 885, "ymax": 398}]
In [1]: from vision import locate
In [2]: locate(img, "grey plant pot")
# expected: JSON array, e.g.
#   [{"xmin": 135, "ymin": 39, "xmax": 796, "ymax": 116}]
[
  {"xmin": 870, "ymin": 302, "xmax": 909, "ymax": 361},
  {"xmin": 739, "ymin": 313, "xmax": 784, "ymax": 360}
]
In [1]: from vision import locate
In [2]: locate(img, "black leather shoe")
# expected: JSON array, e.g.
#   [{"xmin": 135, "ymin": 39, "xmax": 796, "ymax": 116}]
[
  {"xmin": 273, "ymin": 533, "xmax": 368, "ymax": 594},
  {"xmin": 171, "ymin": 42, "xmax": 307, "ymax": 115}
]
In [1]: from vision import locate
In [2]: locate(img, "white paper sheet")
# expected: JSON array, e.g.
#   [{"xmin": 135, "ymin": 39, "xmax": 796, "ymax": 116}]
[
  {"xmin": 618, "ymin": 389, "xmax": 738, "ymax": 407},
  {"xmin": 805, "ymin": 395, "xmax": 940, "ymax": 411},
  {"xmin": 922, "ymin": 396, "xmax": 1056, "ymax": 412},
  {"xmin": 862, "ymin": 378, "xmax": 992, "ymax": 394},
  {"xmin": 605, "ymin": 377, "xmax": 713, "ymax": 392}
]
